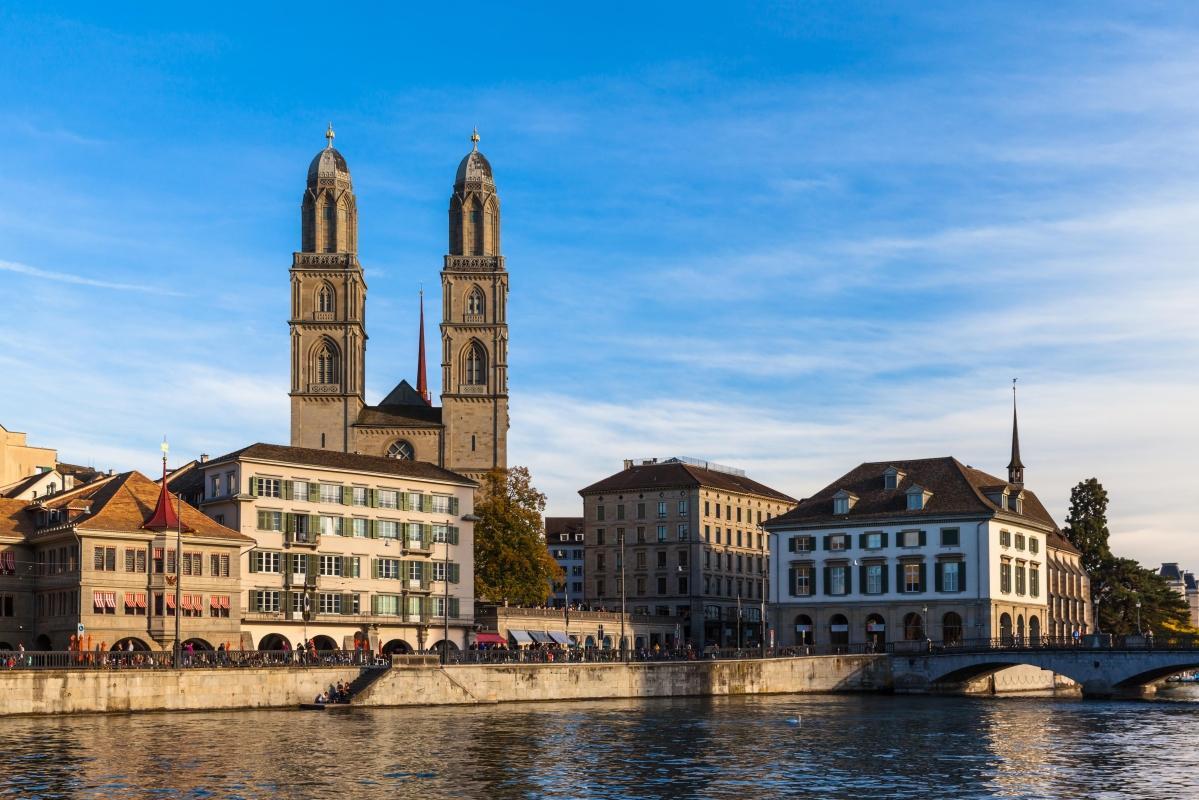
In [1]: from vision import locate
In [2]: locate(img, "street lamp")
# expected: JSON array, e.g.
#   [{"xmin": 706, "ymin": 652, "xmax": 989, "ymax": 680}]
[
  {"xmin": 619, "ymin": 528, "xmax": 627, "ymax": 663},
  {"xmin": 922, "ymin": 604, "xmax": 929, "ymax": 651},
  {"xmin": 1136, "ymin": 599, "xmax": 1142, "ymax": 636}
]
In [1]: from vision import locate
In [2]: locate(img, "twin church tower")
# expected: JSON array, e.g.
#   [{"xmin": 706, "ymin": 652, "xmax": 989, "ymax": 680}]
[{"xmin": 288, "ymin": 126, "xmax": 509, "ymax": 481}]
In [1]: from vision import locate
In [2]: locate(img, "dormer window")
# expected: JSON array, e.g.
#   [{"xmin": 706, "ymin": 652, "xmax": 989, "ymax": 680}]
[
  {"xmin": 832, "ymin": 490, "xmax": 858, "ymax": 515},
  {"xmin": 905, "ymin": 485, "xmax": 932, "ymax": 511},
  {"xmin": 1011, "ymin": 491, "xmax": 1024, "ymax": 514},
  {"xmin": 883, "ymin": 466, "xmax": 906, "ymax": 490}
]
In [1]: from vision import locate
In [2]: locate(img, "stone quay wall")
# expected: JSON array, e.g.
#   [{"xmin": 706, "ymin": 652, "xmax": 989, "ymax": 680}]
[
  {"xmin": 355, "ymin": 655, "xmax": 891, "ymax": 707},
  {"xmin": 0, "ymin": 666, "xmax": 363, "ymax": 716}
]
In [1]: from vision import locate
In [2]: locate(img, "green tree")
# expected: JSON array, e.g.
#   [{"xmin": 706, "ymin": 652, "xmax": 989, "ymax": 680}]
[
  {"xmin": 473, "ymin": 467, "xmax": 563, "ymax": 606},
  {"xmin": 1061, "ymin": 478, "xmax": 1188, "ymax": 634}
]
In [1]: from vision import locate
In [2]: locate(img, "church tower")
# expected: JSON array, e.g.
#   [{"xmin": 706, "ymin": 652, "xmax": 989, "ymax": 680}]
[
  {"xmin": 440, "ymin": 130, "xmax": 509, "ymax": 479},
  {"xmin": 289, "ymin": 125, "xmax": 367, "ymax": 451}
]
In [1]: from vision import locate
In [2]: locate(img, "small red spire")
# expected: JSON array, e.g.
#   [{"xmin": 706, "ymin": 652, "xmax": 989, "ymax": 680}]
[
  {"xmin": 416, "ymin": 288, "xmax": 430, "ymax": 405},
  {"xmin": 143, "ymin": 451, "xmax": 187, "ymax": 531}
]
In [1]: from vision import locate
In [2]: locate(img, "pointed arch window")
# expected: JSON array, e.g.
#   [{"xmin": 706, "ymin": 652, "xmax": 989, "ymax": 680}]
[
  {"xmin": 315, "ymin": 341, "xmax": 340, "ymax": 385},
  {"xmin": 324, "ymin": 196, "xmax": 337, "ymax": 252},
  {"xmin": 470, "ymin": 198, "xmax": 484, "ymax": 255},
  {"xmin": 467, "ymin": 287, "xmax": 485, "ymax": 317},
  {"xmin": 387, "ymin": 440, "xmax": 415, "ymax": 460},
  {"xmin": 318, "ymin": 284, "xmax": 335, "ymax": 314},
  {"xmin": 465, "ymin": 342, "xmax": 487, "ymax": 386}
]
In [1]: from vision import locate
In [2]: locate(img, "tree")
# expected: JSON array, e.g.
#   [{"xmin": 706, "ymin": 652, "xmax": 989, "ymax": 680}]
[
  {"xmin": 1061, "ymin": 478, "xmax": 1188, "ymax": 635},
  {"xmin": 473, "ymin": 467, "xmax": 563, "ymax": 607}
]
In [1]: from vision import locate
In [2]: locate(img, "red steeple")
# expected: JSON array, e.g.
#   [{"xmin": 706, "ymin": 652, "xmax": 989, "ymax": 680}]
[
  {"xmin": 143, "ymin": 443, "xmax": 190, "ymax": 531},
  {"xmin": 416, "ymin": 288, "xmax": 431, "ymax": 405}
]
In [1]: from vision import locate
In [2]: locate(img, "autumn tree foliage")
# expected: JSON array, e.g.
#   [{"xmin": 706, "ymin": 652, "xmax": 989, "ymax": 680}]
[{"xmin": 473, "ymin": 467, "xmax": 564, "ymax": 607}]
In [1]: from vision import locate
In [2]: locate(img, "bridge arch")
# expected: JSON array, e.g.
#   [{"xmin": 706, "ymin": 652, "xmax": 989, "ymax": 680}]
[{"xmin": 1113, "ymin": 662, "xmax": 1199, "ymax": 688}]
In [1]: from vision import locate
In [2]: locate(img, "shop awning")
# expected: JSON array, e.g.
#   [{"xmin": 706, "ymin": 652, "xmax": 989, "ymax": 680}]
[
  {"xmin": 508, "ymin": 629, "xmax": 534, "ymax": 645},
  {"xmin": 528, "ymin": 630, "xmax": 553, "ymax": 644},
  {"xmin": 548, "ymin": 631, "xmax": 572, "ymax": 646},
  {"xmin": 475, "ymin": 632, "xmax": 506, "ymax": 645}
]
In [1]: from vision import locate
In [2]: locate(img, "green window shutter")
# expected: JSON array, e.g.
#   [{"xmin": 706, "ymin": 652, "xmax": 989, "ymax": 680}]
[
  {"xmin": 282, "ymin": 591, "xmax": 292, "ymax": 613},
  {"xmin": 858, "ymin": 533, "xmax": 867, "ymax": 549},
  {"xmin": 370, "ymin": 594, "xmax": 379, "ymax": 615},
  {"xmin": 423, "ymin": 495, "xmax": 433, "ymax": 513},
  {"xmin": 249, "ymin": 477, "xmax": 259, "ymax": 496},
  {"xmin": 896, "ymin": 564, "xmax": 904, "ymax": 593},
  {"xmin": 844, "ymin": 566, "xmax": 852, "ymax": 595},
  {"xmin": 283, "ymin": 480, "xmax": 293, "ymax": 501},
  {"xmin": 881, "ymin": 565, "xmax": 889, "ymax": 594},
  {"xmin": 449, "ymin": 525, "xmax": 459, "ymax": 545},
  {"xmin": 449, "ymin": 597, "xmax": 460, "ymax": 619},
  {"xmin": 859, "ymin": 564, "xmax": 867, "ymax": 593},
  {"xmin": 959, "ymin": 562, "xmax": 967, "ymax": 593},
  {"xmin": 449, "ymin": 496, "xmax": 460, "ymax": 515},
  {"xmin": 368, "ymin": 519, "xmax": 378, "ymax": 539},
  {"xmin": 787, "ymin": 537, "xmax": 796, "ymax": 553},
  {"xmin": 449, "ymin": 563, "xmax": 460, "ymax": 584},
  {"xmin": 248, "ymin": 551, "xmax": 258, "ymax": 573},
  {"xmin": 919, "ymin": 562, "xmax": 927, "ymax": 592},
  {"xmin": 308, "ymin": 554, "xmax": 319, "ymax": 577},
  {"xmin": 787, "ymin": 567, "xmax": 797, "ymax": 593},
  {"xmin": 283, "ymin": 512, "xmax": 294, "ymax": 534},
  {"xmin": 880, "ymin": 532, "xmax": 889, "ymax": 548},
  {"xmin": 371, "ymin": 559, "xmax": 379, "ymax": 579},
  {"xmin": 822, "ymin": 566, "xmax": 831, "ymax": 595},
  {"xmin": 341, "ymin": 594, "xmax": 354, "ymax": 615},
  {"xmin": 248, "ymin": 590, "xmax": 258, "ymax": 610},
  {"xmin": 822, "ymin": 535, "xmax": 830, "ymax": 551},
  {"xmin": 423, "ymin": 561, "xmax": 433, "ymax": 584},
  {"xmin": 918, "ymin": 530, "xmax": 927, "ymax": 547},
  {"xmin": 369, "ymin": 489, "xmax": 378, "ymax": 508},
  {"xmin": 256, "ymin": 510, "xmax": 267, "ymax": 530},
  {"xmin": 423, "ymin": 523, "xmax": 433, "ymax": 546},
  {"xmin": 340, "ymin": 486, "xmax": 350, "ymax": 505},
  {"xmin": 934, "ymin": 562, "xmax": 943, "ymax": 592},
  {"xmin": 308, "ymin": 483, "xmax": 319, "ymax": 503}
]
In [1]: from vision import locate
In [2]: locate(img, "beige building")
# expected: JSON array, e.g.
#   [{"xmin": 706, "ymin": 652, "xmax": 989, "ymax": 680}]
[
  {"xmin": 1046, "ymin": 534, "xmax": 1091, "ymax": 638},
  {"xmin": 579, "ymin": 457, "xmax": 796, "ymax": 649},
  {"xmin": 171, "ymin": 443, "xmax": 476, "ymax": 654},
  {"xmin": 0, "ymin": 423, "xmax": 56, "ymax": 486},
  {"xmin": 288, "ymin": 126, "xmax": 508, "ymax": 483},
  {"xmin": 476, "ymin": 605, "xmax": 683, "ymax": 652},
  {"xmin": 0, "ymin": 470, "xmax": 250, "ymax": 652}
]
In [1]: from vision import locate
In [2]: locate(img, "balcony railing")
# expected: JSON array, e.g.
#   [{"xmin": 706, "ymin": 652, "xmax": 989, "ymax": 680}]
[{"xmin": 0, "ymin": 649, "xmax": 386, "ymax": 670}]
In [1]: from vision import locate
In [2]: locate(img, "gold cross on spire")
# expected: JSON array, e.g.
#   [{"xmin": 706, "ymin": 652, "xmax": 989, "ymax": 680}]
[
  {"xmin": 471, "ymin": 127, "xmax": 480, "ymax": 151},
  {"xmin": 326, "ymin": 121, "xmax": 335, "ymax": 149}
]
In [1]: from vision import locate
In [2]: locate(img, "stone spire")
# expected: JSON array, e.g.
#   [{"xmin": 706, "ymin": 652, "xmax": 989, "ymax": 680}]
[
  {"xmin": 143, "ymin": 439, "xmax": 190, "ymax": 532},
  {"xmin": 1008, "ymin": 379, "xmax": 1024, "ymax": 486},
  {"xmin": 416, "ymin": 288, "xmax": 430, "ymax": 405}
]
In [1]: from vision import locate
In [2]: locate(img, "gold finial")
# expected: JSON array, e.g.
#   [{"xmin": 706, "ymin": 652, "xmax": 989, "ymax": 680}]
[
  {"xmin": 471, "ymin": 127, "xmax": 480, "ymax": 151},
  {"xmin": 326, "ymin": 121, "xmax": 335, "ymax": 149}
]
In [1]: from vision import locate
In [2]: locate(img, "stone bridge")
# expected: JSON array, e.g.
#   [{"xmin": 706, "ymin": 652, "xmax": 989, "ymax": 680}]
[{"xmin": 890, "ymin": 645, "xmax": 1199, "ymax": 698}]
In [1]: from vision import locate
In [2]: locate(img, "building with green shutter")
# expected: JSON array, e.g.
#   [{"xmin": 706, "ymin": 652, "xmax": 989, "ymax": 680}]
[
  {"xmin": 169, "ymin": 443, "xmax": 476, "ymax": 654},
  {"xmin": 764, "ymin": 454, "xmax": 1083, "ymax": 652}
]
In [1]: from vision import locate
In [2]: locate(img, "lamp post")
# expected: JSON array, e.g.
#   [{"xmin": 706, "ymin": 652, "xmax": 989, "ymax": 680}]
[
  {"xmin": 442, "ymin": 532, "xmax": 451, "ymax": 665},
  {"xmin": 619, "ymin": 528, "xmax": 627, "ymax": 663},
  {"xmin": 922, "ymin": 603, "xmax": 929, "ymax": 652},
  {"xmin": 161, "ymin": 439, "xmax": 183, "ymax": 669},
  {"xmin": 760, "ymin": 531, "xmax": 769, "ymax": 660},
  {"xmin": 1136, "ymin": 599, "xmax": 1142, "ymax": 636}
]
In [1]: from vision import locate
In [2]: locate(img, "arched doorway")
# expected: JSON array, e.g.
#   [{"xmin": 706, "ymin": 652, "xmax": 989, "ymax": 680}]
[
  {"xmin": 382, "ymin": 639, "xmax": 413, "ymax": 655},
  {"xmin": 430, "ymin": 640, "xmax": 459, "ymax": 654},
  {"xmin": 794, "ymin": 614, "xmax": 813, "ymax": 646},
  {"xmin": 0, "ymin": 642, "xmax": 12, "ymax": 651},
  {"xmin": 182, "ymin": 638, "xmax": 213, "ymax": 651},
  {"xmin": 829, "ymin": 614, "xmax": 849, "ymax": 649},
  {"xmin": 942, "ymin": 613, "xmax": 963, "ymax": 645},
  {"xmin": 34, "ymin": 634, "xmax": 52, "ymax": 650},
  {"xmin": 1016, "ymin": 614, "xmax": 1026, "ymax": 645},
  {"xmin": 999, "ymin": 613, "xmax": 1013, "ymax": 644},
  {"xmin": 602, "ymin": 635, "xmax": 613, "ymax": 649},
  {"xmin": 634, "ymin": 636, "xmax": 646, "ymax": 651},
  {"xmin": 865, "ymin": 614, "xmax": 886, "ymax": 650},
  {"xmin": 584, "ymin": 635, "xmax": 596, "ymax": 648},
  {"xmin": 903, "ymin": 613, "xmax": 924, "ymax": 641},
  {"xmin": 1029, "ymin": 615, "xmax": 1041, "ymax": 646},
  {"xmin": 259, "ymin": 633, "xmax": 291, "ymax": 651},
  {"xmin": 311, "ymin": 635, "xmax": 338, "ymax": 652},
  {"xmin": 112, "ymin": 637, "xmax": 153, "ymax": 652}
]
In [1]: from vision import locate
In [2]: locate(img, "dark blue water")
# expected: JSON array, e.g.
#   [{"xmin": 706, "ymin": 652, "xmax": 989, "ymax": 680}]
[{"xmin": 2, "ymin": 688, "xmax": 1197, "ymax": 799}]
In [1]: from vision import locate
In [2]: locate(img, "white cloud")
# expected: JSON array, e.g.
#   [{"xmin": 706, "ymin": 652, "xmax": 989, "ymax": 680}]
[{"xmin": 0, "ymin": 259, "xmax": 182, "ymax": 296}]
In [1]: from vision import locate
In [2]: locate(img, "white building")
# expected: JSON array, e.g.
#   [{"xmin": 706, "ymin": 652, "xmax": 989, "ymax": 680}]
[
  {"xmin": 765, "ymin": 455, "xmax": 1063, "ymax": 650},
  {"xmin": 170, "ymin": 443, "xmax": 476, "ymax": 654}
]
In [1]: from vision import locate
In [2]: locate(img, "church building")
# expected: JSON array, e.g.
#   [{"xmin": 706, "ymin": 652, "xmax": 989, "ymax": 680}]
[{"xmin": 288, "ymin": 126, "xmax": 509, "ymax": 482}]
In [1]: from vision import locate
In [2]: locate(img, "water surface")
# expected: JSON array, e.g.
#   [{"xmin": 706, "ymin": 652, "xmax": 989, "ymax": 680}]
[{"xmin": 3, "ymin": 688, "xmax": 1198, "ymax": 799}]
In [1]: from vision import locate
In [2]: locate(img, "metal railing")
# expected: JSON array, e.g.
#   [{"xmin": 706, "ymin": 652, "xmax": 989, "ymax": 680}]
[
  {"xmin": 442, "ymin": 644, "xmax": 882, "ymax": 665},
  {"xmin": 885, "ymin": 635, "xmax": 1199, "ymax": 655},
  {"xmin": 0, "ymin": 649, "xmax": 388, "ymax": 671}
]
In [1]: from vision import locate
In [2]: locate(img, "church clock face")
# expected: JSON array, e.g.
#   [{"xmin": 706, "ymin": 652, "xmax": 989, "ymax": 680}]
[{"xmin": 387, "ymin": 440, "xmax": 415, "ymax": 460}]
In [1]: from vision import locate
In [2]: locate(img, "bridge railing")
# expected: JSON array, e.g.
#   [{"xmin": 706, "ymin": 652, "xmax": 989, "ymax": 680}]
[{"xmin": 887, "ymin": 635, "xmax": 1199, "ymax": 655}]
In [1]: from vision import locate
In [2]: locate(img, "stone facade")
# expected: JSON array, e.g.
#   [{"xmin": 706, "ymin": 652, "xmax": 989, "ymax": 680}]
[
  {"xmin": 476, "ymin": 605, "xmax": 681, "ymax": 651},
  {"xmin": 288, "ymin": 128, "xmax": 508, "ymax": 482},
  {"xmin": 0, "ymin": 423, "xmax": 56, "ymax": 486},
  {"xmin": 579, "ymin": 457, "xmax": 796, "ymax": 649}
]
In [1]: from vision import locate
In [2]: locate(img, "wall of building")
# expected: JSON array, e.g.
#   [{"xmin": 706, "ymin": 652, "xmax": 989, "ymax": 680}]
[{"xmin": 0, "ymin": 426, "xmax": 56, "ymax": 486}]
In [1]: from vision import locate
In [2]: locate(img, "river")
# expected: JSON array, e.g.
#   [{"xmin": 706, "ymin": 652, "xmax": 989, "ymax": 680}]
[{"xmin": 2, "ymin": 687, "xmax": 1198, "ymax": 799}]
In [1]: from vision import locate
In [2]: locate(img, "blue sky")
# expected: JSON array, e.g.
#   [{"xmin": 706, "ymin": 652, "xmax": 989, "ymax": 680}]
[{"xmin": 2, "ymin": 3, "xmax": 1197, "ymax": 566}]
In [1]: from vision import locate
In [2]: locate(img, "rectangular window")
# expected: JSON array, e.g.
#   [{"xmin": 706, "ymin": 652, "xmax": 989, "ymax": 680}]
[
  {"xmin": 656, "ymin": 550, "xmax": 667, "ymax": 569},
  {"xmin": 258, "ymin": 478, "xmax": 281, "ymax": 498},
  {"xmin": 901, "ymin": 530, "xmax": 921, "ymax": 548},
  {"xmin": 1029, "ymin": 537, "xmax": 1039, "ymax": 554},
  {"xmin": 210, "ymin": 476, "xmax": 221, "ymax": 498},
  {"xmin": 408, "ymin": 561, "xmax": 424, "ymax": 583},
  {"xmin": 1015, "ymin": 563, "xmax": 1027, "ymax": 595},
  {"xmin": 254, "ymin": 590, "xmax": 280, "ymax": 613},
  {"xmin": 319, "ymin": 555, "xmax": 343, "ymax": 576},
  {"xmin": 373, "ymin": 594, "xmax": 400, "ymax": 616},
  {"xmin": 657, "ymin": 577, "xmax": 667, "ymax": 595},
  {"xmin": 636, "ymin": 551, "xmax": 647, "ymax": 569},
  {"xmin": 352, "ymin": 518, "xmax": 368, "ymax": 538},
  {"xmin": 318, "ymin": 515, "xmax": 343, "ymax": 537},
  {"xmin": 616, "ymin": 505, "xmax": 625, "ymax": 520},
  {"xmin": 657, "ymin": 501, "xmax": 667, "ymax": 519},
  {"xmin": 636, "ymin": 502, "xmax": 646, "ymax": 519},
  {"xmin": 940, "ymin": 528, "xmax": 960, "ymax": 547},
  {"xmin": 254, "ymin": 551, "xmax": 281, "ymax": 573},
  {"xmin": 678, "ymin": 500, "xmax": 688, "ymax": 517},
  {"xmin": 596, "ymin": 505, "xmax": 605, "ymax": 521},
  {"xmin": 432, "ymin": 495, "xmax": 452, "ymax": 514},
  {"xmin": 829, "ymin": 535, "xmax": 848, "ymax": 552},
  {"xmin": 378, "ymin": 490, "xmax": 399, "ymax": 509},
  {"xmin": 792, "ymin": 566, "xmax": 812, "ymax": 596},
  {"xmin": 656, "ymin": 525, "xmax": 667, "ymax": 543},
  {"xmin": 904, "ymin": 563, "xmax": 922, "ymax": 593},
  {"xmin": 377, "ymin": 558, "xmax": 401, "ymax": 580},
  {"xmin": 596, "ymin": 579, "xmax": 605, "ymax": 596},
  {"xmin": 377, "ymin": 520, "xmax": 400, "ymax": 539},
  {"xmin": 596, "ymin": 528, "xmax": 605, "ymax": 546},
  {"xmin": 1015, "ymin": 533, "xmax": 1026, "ymax": 551},
  {"xmin": 1000, "ymin": 561, "xmax": 1012, "ymax": 593},
  {"xmin": 1000, "ymin": 530, "xmax": 1011, "ymax": 548},
  {"xmin": 829, "ymin": 565, "xmax": 847, "ymax": 595},
  {"xmin": 225, "ymin": 472, "xmax": 236, "ymax": 496},
  {"xmin": 352, "ymin": 487, "xmax": 368, "ymax": 506},
  {"xmin": 319, "ymin": 484, "xmax": 342, "ymax": 504},
  {"xmin": 318, "ymin": 593, "xmax": 341, "ymax": 614},
  {"xmin": 942, "ymin": 561, "xmax": 960, "ymax": 592},
  {"xmin": 256, "ymin": 510, "xmax": 283, "ymax": 531},
  {"xmin": 596, "ymin": 552, "xmax": 606, "ymax": 571},
  {"xmin": 865, "ymin": 532, "xmax": 883, "ymax": 550},
  {"xmin": 865, "ymin": 564, "xmax": 883, "ymax": 594},
  {"xmin": 1030, "ymin": 566, "xmax": 1040, "ymax": 597},
  {"xmin": 677, "ymin": 523, "xmax": 688, "ymax": 541}
]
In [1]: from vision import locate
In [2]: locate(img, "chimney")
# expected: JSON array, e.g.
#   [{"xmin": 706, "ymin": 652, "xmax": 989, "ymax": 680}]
[
  {"xmin": 623, "ymin": 459, "xmax": 633, "ymax": 470},
  {"xmin": 200, "ymin": 453, "xmax": 209, "ymax": 463}
]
